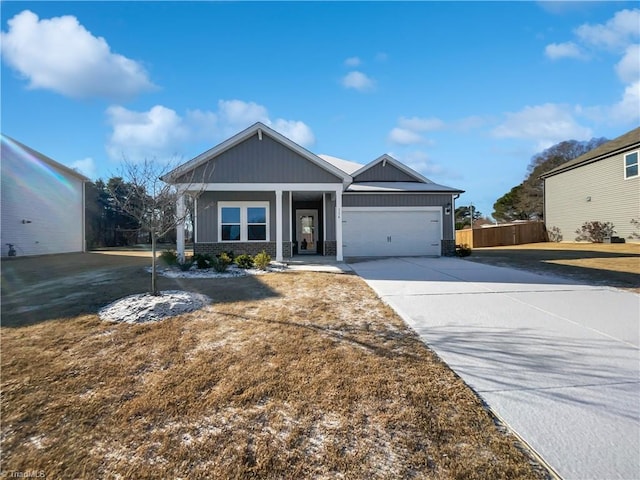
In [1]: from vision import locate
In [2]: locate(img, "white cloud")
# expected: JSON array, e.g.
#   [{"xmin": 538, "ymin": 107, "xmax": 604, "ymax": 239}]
[
  {"xmin": 492, "ymin": 103, "xmax": 593, "ymax": 149},
  {"xmin": 105, "ymin": 100, "xmax": 315, "ymax": 161},
  {"xmin": 217, "ymin": 99, "xmax": 269, "ymax": 130},
  {"xmin": 401, "ymin": 150, "xmax": 443, "ymax": 177},
  {"xmin": 575, "ymin": 8, "xmax": 640, "ymax": 51},
  {"xmin": 0, "ymin": 10, "xmax": 155, "ymax": 100},
  {"xmin": 544, "ymin": 42, "xmax": 585, "ymax": 60},
  {"xmin": 70, "ymin": 157, "xmax": 97, "ymax": 179},
  {"xmin": 344, "ymin": 56, "xmax": 361, "ymax": 67},
  {"xmin": 272, "ymin": 119, "xmax": 315, "ymax": 147},
  {"xmin": 388, "ymin": 116, "xmax": 445, "ymax": 145},
  {"xmin": 106, "ymin": 105, "xmax": 188, "ymax": 161},
  {"xmin": 615, "ymin": 44, "xmax": 640, "ymax": 84},
  {"xmin": 388, "ymin": 128, "xmax": 424, "ymax": 145},
  {"xmin": 609, "ymin": 81, "xmax": 640, "ymax": 124},
  {"xmin": 398, "ymin": 116, "xmax": 445, "ymax": 132},
  {"xmin": 541, "ymin": 9, "xmax": 640, "ymax": 129},
  {"xmin": 341, "ymin": 71, "xmax": 375, "ymax": 91}
]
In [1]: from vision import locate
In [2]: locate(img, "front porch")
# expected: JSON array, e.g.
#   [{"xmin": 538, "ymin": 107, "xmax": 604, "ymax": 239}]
[{"xmin": 175, "ymin": 184, "xmax": 345, "ymax": 263}]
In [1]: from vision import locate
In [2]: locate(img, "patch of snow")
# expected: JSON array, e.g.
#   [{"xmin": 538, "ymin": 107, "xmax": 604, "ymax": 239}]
[
  {"xmin": 151, "ymin": 262, "xmax": 288, "ymax": 279},
  {"xmin": 99, "ymin": 290, "xmax": 211, "ymax": 324}
]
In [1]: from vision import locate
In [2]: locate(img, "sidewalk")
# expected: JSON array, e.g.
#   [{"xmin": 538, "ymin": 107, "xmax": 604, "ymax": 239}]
[{"xmin": 350, "ymin": 256, "xmax": 640, "ymax": 480}]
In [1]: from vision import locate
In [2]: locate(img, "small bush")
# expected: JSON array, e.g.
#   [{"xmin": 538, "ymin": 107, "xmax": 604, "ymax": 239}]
[
  {"xmin": 211, "ymin": 252, "xmax": 233, "ymax": 273},
  {"xmin": 547, "ymin": 226, "xmax": 563, "ymax": 242},
  {"xmin": 194, "ymin": 253, "xmax": 214, "ymax": 269},
  {"xmin": 159, "ymin": 249, "xmax": 178, "ymax": 266},
  {"xmin": 456, "ymin": 244, "xmax": 472, "ymax": 257},
  {"xmin": 254, "ymin": 250, "xmax": 271, "ymax": 270},
  {"xmin": 575, "ymin": 221, "xmax": 616, "ymax": 243},
  {"xmin": 177, "ymin": 257, "xmax": 195, "ymax": 271},
  {"xmin": 235, "ymin": 254, "xmax": 254, "ymax": 269},
  {"xmin": 630, "ymin": 219, "xmax": 640, "ymax": 240}
]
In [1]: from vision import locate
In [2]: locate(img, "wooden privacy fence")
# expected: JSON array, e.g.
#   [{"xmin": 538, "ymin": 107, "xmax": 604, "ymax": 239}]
[{"xmin": 455, "ymin": 221, "xmax": 547, "ymax": 248}]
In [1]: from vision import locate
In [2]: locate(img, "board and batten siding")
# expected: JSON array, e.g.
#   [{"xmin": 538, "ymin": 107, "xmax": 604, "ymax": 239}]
[
  {"xmin": 545, "ymin": 151, "xmax": 640, "ymax": 241},
  {"xmin": 177, "ymin": 134, "xmax": 343, "ymax": 184},
  {"xmin": 353, "ymin": 163, "xmax": 416, "ymax": 182},
  {"xmin": 343, "ymin": 193, "xmax": 455, "ymax": 240},
  {"xmin": 196, "ymin": 191, "xmax": 291, "ymax": 243},
  {"xmin": 1, "ymin": 138, "xmax": 86, "ymax": 256}
]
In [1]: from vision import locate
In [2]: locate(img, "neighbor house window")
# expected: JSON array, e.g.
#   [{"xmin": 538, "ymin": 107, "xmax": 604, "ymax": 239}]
[
  {"xmin": 219, "ymin": 202, "xmax": 269, "ymax": 242},
  {"xmin": 625, "ymin": 151, "xmax": 638, "ymax": 179}
]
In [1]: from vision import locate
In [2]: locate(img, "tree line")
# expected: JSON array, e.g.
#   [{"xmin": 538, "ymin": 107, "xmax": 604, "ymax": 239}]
[{"xmin": 491, "ymin": 137, "xmax": 608, "ymax": 223}]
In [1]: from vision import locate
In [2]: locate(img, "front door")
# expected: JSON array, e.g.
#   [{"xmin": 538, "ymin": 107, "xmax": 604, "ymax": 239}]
[{"xmin": 296, "ymin": 209, "xmax": 318, "ymax": 254}]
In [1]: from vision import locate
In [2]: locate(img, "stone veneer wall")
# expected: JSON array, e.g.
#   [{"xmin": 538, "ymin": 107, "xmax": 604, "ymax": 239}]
[
  {"xmin": 441, "ymin": 239, "xmax": 456, "ymax": 256},
  {"xmin": 323, "ymin": 241, "xmax": 337, "ymax": 256},
  {"xmin": 195, "ymin": 242, "xmax": 293, "ymax": 258}
]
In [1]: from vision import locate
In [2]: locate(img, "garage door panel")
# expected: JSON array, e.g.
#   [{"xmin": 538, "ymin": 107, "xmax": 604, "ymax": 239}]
[{"xmin": 343, "ymin": 209, "xmax": 441, "ymax": 257}]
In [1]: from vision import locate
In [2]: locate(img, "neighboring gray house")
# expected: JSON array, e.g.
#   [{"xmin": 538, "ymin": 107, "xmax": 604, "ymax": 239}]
[
  {"xmin": 541, "ymin": 126, "xmax": 640, "ymax": 242},
  {"xmin": 1, "ymin": 135, "xmax": 89, "ymax": 256},
  {"xmin": 163, "ymin": 122, "xmax": 463, "ymax": 261}
]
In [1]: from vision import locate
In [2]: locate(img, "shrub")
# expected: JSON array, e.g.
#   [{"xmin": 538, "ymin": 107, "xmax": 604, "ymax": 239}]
[
  {"xmin": 547, "ymin": 226, "xmax": 563, "ymax": 242},
  {"xmin": 221, "ymin": 250, "xmax": 235, "ymax": 261},
  {"xmin": 456, "ymin": 244, "xmax": 472, "ymax": 257},
  {"xmin": 235, "ymin": 254, "xmax": 254, "ymax": 269},
  {"xmin": 254, "ymin": 250, "xmax": 271, "ymax": 270},
  {"xmin": 159, "ymin": 249, "xmax": 178, "ymax": 266},
  {"xmin": 630, "ymin": 219, "xmax": 640, "ymax": 240},
  {"xmin": 177, "ymin": 256, "xmax": 195, "ymax": 271},
  {"xmin": 211, "ymin": 252, "xmax": 233, "ymax": 273},
  {"xmin": 575, "ymin": 221, "xmax": 616, "ymax": 243},
  {"xmin": 194, "ymin": 253, "xmax": 214, "ymax": 269}
]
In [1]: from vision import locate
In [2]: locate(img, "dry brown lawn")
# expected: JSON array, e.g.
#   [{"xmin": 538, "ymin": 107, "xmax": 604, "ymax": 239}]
[
  {"xmin": 1, "ymin": 252, "xmax": 547, "ymax": 479},
  {"xmin": 467, "ymin": 242, "xmax": 640, "ymax": 292}
]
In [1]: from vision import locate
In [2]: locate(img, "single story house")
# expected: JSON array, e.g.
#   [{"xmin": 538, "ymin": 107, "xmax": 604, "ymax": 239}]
[
  {"xmin": 163, "ymin": 122, "xmax": 464, "ymax": 261},
  {"xmin": 541, "ymin": 126, "xmax": 640, "ymax": 242},
  {"xmin": 1, "ymin": 134, "xmax": 89, "ymax": 256}
]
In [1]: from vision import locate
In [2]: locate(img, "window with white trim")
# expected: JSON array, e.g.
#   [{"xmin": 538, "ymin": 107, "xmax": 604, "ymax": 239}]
[
  {"xmin": 624, "ymin": 151, "xmax": 638, "ymax": 179},
  {"xmin": 219, "ymin": 202, "xmax": 269, "ymax": 242}
]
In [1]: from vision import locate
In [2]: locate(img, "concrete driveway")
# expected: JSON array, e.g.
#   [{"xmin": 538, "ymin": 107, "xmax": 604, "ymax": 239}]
[{"xmin": 349, "ymin": 256, "xmax": 640, "ymax": 480}]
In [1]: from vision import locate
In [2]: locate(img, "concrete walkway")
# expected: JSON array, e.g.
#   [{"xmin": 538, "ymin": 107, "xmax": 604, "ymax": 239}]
[{"xmin": 349, "ymin": 256, "xmax": 640, "ymax": 480}]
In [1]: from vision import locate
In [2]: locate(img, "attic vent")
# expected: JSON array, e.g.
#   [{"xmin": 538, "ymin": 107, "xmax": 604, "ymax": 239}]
[{"xmin": 258, "ymin": 128, "xmax": 263, "ymax": 141}]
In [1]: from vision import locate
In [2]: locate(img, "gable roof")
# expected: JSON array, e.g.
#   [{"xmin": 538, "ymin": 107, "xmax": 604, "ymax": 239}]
[
  {"xmin": 162, "ymin": 122, "xmax": 352, "ymax": 184},
  {"xmin": 541, "ymin": 126, "xmax": 640, "ymax": 179},
  {"xmin": 352, "ymin": 154, "xmax": 432, "ymax": 183},
  {"xmin": 318, "ymin": 154, "xmax": 363, "ymax": 175},
  {"xmin": 1, "ymin": 134, "xmax": 90, "ymax": 182}
]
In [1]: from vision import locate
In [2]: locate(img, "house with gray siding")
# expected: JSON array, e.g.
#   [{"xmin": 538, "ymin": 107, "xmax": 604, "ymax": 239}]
[
  {"xmin": 163, "ymin": 122, "xmax": 463, "ymax": 261},
  {"xmin": 541, "ymin": 126, "xmax": 640, "ymax": 242},
  {"xmin": 1, "ymin": 135, "xmax": 89, "ymax": 256}
]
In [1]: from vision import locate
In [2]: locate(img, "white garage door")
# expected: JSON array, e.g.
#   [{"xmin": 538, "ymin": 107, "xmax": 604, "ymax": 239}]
[{"xmin": 342, "ymin": 208, "xmax": 441, "ymax": 257}]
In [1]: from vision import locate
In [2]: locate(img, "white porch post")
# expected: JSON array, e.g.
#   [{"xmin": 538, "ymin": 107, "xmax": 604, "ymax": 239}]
[
  {"xmin": 335, "ymin": 187, "xmax": 343, "ymax": 261},
  {"xmin": 275, "ymin": 190, "xmax": 283, "ymax": 261},
  {"xmin": 176, "ymin": 193, "xmax": 186, "ymax": 261}
]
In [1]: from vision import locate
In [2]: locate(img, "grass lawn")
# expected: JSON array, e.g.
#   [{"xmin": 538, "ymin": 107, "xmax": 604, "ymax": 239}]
[
  {"xmin": 465, "ymin": 242, "xmax": 640, "ymax": 292},
  {"xmin": 1, "ymin": 252, "xmax": 547, "ymax": 479}
]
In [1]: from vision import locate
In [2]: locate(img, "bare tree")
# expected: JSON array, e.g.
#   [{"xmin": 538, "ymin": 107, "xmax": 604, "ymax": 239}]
[{"xmin": 105, "ymin": 158, "xmax": 202, "ymax": 295}]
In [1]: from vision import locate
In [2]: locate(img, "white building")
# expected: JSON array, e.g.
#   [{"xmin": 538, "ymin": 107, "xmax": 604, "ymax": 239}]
[{"xmin": 1, "ymin": 135, "xmax": 89, "ymax": 256}]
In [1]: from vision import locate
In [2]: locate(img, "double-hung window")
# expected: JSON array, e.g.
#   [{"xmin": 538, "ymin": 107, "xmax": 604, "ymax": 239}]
[
  {"xmin": 624, "ymin": 151, "xmax": 638, "ymax": 179},
  {"xmin": 219, "ymin": 202, "xmax": 269, "ymax": 242}
]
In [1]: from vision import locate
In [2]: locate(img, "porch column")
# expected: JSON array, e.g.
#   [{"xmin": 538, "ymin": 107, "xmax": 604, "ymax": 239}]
[
  {"xmin": 275, "ymin": 190, "xmax": 283, "ymax": 262},
  {"xmin": 176, "ymin": 193, "xmax": 185, "ymax": 261},
  {"xmin": 335, "ymin": 188, "xmax": 343, "ymax": 261}
]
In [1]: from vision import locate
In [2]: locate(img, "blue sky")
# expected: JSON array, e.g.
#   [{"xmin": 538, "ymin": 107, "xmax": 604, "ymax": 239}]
[{"xmin": 2, "ymin": 1, "xmax": 638, "ymax": 218}]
